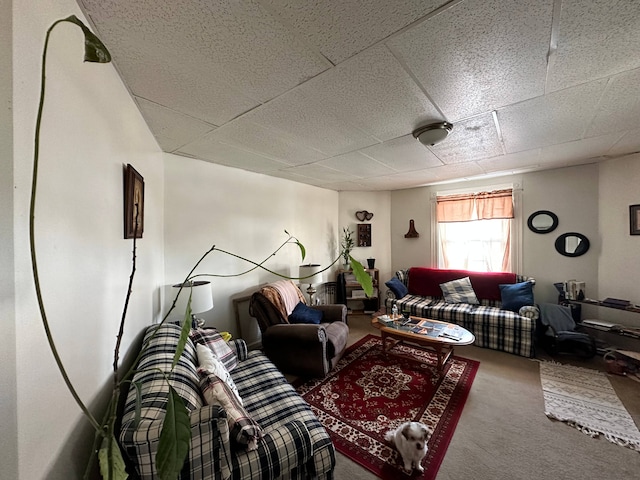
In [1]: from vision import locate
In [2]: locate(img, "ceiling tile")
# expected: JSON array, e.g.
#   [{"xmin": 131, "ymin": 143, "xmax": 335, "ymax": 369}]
[
  {"xmin": 498, "ymin": 79, "xmax": 607, "ymax": 153},
  {"xmin": 261, "ymin": 0, "xmax": 448, "ymax": 64},
  {"xmin": 82, "ymin": 0, "xmax": 329, "ymax": 103},
  {"xmin": 477, "ymin": 149, "xmax": 542, "ymax": 173},
  {"xmin": 176, "ymin": 140, "xmax": 290, "ymax": 173},
  {"xmin": 607, "ymin": 128, "xmax": 640, "ymax": 157},
  {"xmin": 316, "ymin": 152, "xmax": 395, "ymax": 178},
  {"xmin": 360, "ymin": 135, "xmax": 443, "ymax": 171},
  {"xmin": 586, "ymin": 68, "xmax": 640, "ymax": 138},
  {"xmin": 243, "ymin": 89, "xmax": 378, "ymax": 156},
  {"xmin": 182, "ymin": 119, "xmax": 326, "ymax": 166},
  {"xmin": 387, "ymin": 0, "xmax": 554, "ymax": 120},
  {"xmin": 134, "ymin": 97, "xmax": 215, "ymax": 152},
  {"xmin": 284, "ymin": 163, "xmax": 359, "ymax": 184},
  {"xmin": 546, "ymin": 0, "xmax": 640, "ymax": 93},
  {"xmin": 429, "ymin": 114, "xmax": 503, "ymax": 163},
  {"xmin": 302, "ymin": 44, "xmax": 441, "ymax": 141},
  {"xmin": 539, "ymin": 132, "xmax": 626, "ymax": 165}
]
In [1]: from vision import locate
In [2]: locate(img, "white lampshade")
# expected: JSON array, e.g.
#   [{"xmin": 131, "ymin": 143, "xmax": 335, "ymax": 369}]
[
  {"xmin": 299, "ymin": 264, "xmax": 322, "ymax": 285},
  {"xmin": 172, "ymin": 280, "xmax": 214, "ymax": 314}
]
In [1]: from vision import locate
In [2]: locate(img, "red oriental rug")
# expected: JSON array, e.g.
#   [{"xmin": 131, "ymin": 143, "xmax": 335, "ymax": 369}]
[{"xmin": 294, "ymin": 334, "xmax": 479, "ymax": 479}]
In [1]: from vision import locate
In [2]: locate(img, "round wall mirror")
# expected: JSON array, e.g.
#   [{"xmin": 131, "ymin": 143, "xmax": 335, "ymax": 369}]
[
  {"xmin": 527, "ymin": 210, "xmax": 558, "ymax": 234},
  {"xmin": 555, "ymin": 232, "xmax": 590, "ymax": 257}
]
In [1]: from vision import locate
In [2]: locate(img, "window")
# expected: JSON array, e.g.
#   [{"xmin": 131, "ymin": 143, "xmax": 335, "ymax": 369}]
[{"xmin": 435, "ymin": 188, "xmax": 515, "ymax": 273}]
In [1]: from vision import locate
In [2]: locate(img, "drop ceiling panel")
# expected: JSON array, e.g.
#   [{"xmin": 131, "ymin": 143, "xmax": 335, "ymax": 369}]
[
  {"xmin": 284, "ymin": 163, "xmax": 358, "ymax": 184},
  {"xmin": 387, "ymin": 0, "xmax": 554, "ymax": 121},
  {"xmin": 176, "ymin": 140, "xmax": 290, "ymax": 173},
  {"xmin": 360, "ymin": 135, "xmax": 443, "ymax": 172},
  {"xmin": 82, "ymin": 0, "xmax": 329, "ymax": 104},
  {"xmin": 498, "ymin": 79, "xmax": 607, "ymax": 153},
  {"xmin": 586, "ymin": 69, "xmax": 640, "ymax": 138},
  {"xmin": 477, "ymin": 149, "xmax": 542, "ymax": 174},
  {"xmin": 317, "ymin": 152, "xmax": 395, "ymax": 178},
  {"xmin": 260, "ymin": 0, "xmax": 448, "ymax": 64},
  {"xmin": 303, "ymin": 44, "xmax": 442, "ymax": 142},
  {"xmin": 135, "ymin": 97, "xmax": 215, "ymax": 152},
  {"xmin": 242, "ymin": 89, "xmax": 378, "ymax": 156},
  {"xmin": 179, "ymin": 120, "xmax": 325, "ymax": 166},
  {"xmin": 77, "ymin": 0, "xmax": 640, "ymax": 191},
  {"xmin": 546, "ymin": 0, "xmax": 640, "ymax": 93},
  {"xmin": 539, "ymin": 132, "xmax": 626, "ymax": 165},
  {"xmin": 607, "ymin": 128, "xmax": 640, "ymax": 157},
  {"xmin": 429, "ymin": 114, "xmax": 503, "ymax": 163}
]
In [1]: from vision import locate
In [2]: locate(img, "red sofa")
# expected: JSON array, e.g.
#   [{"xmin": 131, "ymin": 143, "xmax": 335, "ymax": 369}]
[{"xmin": 385, "ymin": 268, "xmax": 538, "ymax": 357}]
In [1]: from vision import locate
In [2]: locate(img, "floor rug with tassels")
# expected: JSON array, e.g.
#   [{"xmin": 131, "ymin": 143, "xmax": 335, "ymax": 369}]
[
  {"xmin": 294, "ymin": 334, "xmax": 479, "ymax": 479},
  {"xmin": 540, "ymin": 361, "xmax": 640, "ymax": 452}
]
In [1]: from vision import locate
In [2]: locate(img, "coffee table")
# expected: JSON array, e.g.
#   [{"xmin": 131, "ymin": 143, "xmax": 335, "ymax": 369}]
[{"xmin": 371, "ymin": 316, "xmax": 475, "ymax": 375}]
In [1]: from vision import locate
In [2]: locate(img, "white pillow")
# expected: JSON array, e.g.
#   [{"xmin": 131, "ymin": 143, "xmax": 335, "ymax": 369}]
[
  {"xmin": 196, "ymin": 343, "xmax": 243, "ymax": 405},
  {"xmin": 439, "ymin": 277, "xmax": 479, "ymax": 304}
]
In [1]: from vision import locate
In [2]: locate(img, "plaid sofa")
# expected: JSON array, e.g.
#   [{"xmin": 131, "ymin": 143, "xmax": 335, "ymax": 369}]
[
  {"xmin": 385, "ymin": 269, "xmax": 537, "ymax": 358},
  {"xmin": 119, "ymin": 323, "xmax": 335, "ymax": 479}
]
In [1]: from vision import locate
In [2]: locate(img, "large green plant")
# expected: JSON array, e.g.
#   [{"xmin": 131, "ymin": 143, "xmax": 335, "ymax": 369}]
[{"xmin": 29, "ymin": 16, "xmax": 373, "ymax": 479}]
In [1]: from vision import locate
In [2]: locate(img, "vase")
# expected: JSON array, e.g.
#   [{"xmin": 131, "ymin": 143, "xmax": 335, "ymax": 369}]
[{"xmin": 367, "ymin": 258, "xmax": 375, "ymax": 269}]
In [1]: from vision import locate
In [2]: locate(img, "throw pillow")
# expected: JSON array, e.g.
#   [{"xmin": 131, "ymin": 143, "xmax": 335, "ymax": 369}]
[
  {"xmin": 199, "ymin": 373, "xmax": 263, "ymax": 450},
  {"xmin": 440, "ymin": 277, "xmax": 480, "ymax": 304},
  {"xmin": 196, "ymin": 343, "xmax": 243, "ymax": 405},
  {"xmin": 288, "ymin": 302, "xmax": 323, "ymax": 325},
  {"xmin": 499, "ymin": 281, "xmax": 534, "ymax": 312},
  {"xmin": 385, "ymin": 277, "xmax": 408, "ymax": 299},
  {"xmin": 190, "ymin": 328, "xmax": 237, "ymax": 371}
]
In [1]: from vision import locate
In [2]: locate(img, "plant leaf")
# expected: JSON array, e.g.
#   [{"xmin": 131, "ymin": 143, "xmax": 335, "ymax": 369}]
[
  {"xmin": 157, "ymin": 386, "xmax": 191, "ymax": 480},
  {"xmin": 295, "ymin": 240, "xmax": 306, "ymax": 262},
  {"xmin": 350, "ymin": 256, "xmax": 373, "ymax": 297},
  {"xmin": 98, "ymin": 434, "xmax": 128, "ymax": 480}
]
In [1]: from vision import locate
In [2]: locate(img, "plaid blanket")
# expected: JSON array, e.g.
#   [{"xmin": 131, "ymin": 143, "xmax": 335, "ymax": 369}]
[
  {"xmin": 119, "ymin": 323, "xmax": 335, "ymax": 479},
  {"xmin": 385, "ymin": 270, "xmax": 536, "ymax": 358}
]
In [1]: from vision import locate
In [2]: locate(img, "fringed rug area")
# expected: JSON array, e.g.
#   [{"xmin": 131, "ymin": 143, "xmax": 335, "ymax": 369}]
[
  {"xmin": 539, "ymin": 361, "xmax": 640, "ymax": 452},
  {"xmin": 294, "ymin": 334, "xmax": 479, "ymax": 479}
]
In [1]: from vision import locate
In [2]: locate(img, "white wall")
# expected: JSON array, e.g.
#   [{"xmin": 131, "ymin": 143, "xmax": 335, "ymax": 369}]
[
  {"xmin": 390, "ymin": 166, "xmax": 600, "ymax": 306},
  {"xmin": 163, "ymin": 155, "xmax": 339, "ymax": 335},
  {"xmin": 595, "ymin": 154, "xmax": 640, "ymax": 328},
  {"xmin": 1, "ymin": 0, "xmax": 18, "ymax": 478},
  {"xmin": 12, "ymin": 1, "xmax": 165, "ymax": 478},
  {"xmin": 338, "ymin": 190, "xmax": 392, "ymax": 288}
]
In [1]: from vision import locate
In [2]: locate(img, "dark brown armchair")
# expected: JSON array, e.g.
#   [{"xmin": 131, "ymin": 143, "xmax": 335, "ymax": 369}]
[{"xmin": 249, "ymin": 280, "xmax": 349, "ymax": 378}]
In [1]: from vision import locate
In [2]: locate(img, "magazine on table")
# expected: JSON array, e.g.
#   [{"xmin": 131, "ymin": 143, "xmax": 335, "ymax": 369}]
[
  {"xmin": 439, "ymin": 324, "xmax": 464, "ymax": 341},
  {"xmin": 408, "ymin": 319, "xmax": 446, "ymax": 338}
]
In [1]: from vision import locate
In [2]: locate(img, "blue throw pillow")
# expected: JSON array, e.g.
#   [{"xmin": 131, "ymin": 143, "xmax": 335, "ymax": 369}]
[
  {"xmin": 385, "ymin": 277, "xmax": 408, "ymax": 299},
  {"xmin": 499, "ymin": 281, "xmax": 534, "ymax": 312},
  {"xmin": 288, "ymin": 302, "xmax": 323, "ymax": 325}
]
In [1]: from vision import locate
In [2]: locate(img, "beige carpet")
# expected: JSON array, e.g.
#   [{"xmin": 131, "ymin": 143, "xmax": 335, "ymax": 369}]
[{"xmin": 334, "ymin": 314, "xmax": 640, "ymax": 480}]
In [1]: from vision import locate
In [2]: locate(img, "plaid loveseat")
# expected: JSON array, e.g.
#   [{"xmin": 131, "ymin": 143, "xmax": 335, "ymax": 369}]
[
  {"xmin": 385, "ymin": 268, "xmax": 538, "ymax": 358},
  {"xmin": 119, "ymin": 323, "xmax": 335, "ymax": 479}
]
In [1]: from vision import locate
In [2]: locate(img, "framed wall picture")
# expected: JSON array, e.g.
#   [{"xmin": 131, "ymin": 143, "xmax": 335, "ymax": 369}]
[
  {"xmin": 630, "ymin": 204, "xmax": 640, "ymax": 235},
  {"xmin": 124, "ymin": 164, "xmax": 144, "ymax": 239},
  {"xmin": 357, "ymin": 223, "xmax": 371, "ymax": 247}
]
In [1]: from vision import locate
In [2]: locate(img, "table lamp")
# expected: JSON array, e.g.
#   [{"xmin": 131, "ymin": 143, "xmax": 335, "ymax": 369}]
[
  {"xmin": 172, "ymin": 280, "xmax": 214, "ymax": 328},
  {"xmin": 299, "ymin": 264, "xmax": 323, "ymax": 305}
]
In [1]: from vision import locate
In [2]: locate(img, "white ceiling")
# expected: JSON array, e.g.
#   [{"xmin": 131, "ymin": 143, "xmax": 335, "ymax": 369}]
[{"xmin": 78, "ymin": 0, "xmax": 640, "ymax": 191}]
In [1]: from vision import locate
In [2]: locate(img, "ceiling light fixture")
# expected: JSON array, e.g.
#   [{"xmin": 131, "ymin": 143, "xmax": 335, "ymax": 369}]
[{"xmin": 412, "ymin": 121, "xmax": 453, "ymax": 146}]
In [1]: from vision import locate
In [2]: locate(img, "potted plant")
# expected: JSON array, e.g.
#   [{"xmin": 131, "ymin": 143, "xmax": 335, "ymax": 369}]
[{"xmin": 341, "ymin": 227, "xmax": 354, "ymax": 267}]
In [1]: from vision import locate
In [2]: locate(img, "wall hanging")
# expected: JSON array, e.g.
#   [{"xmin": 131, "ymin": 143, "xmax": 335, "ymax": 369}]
[
  {"xmin": 630, "ymin": 204, "xmax": 640, "ymax": 235},
  {"xmin": 405, "ymin": 219, "xmax": 419, "ymax": 238},
  {"xmin": 358, "ymin": 223, "xmax": 372, "ymax": 246},
  {"xmin": 356, "ymin": 210, "xmax": 374, "ymax": 221},
  {"xmin": 124, "ymin": 163, "xmax": 144, "ymax": 239}
]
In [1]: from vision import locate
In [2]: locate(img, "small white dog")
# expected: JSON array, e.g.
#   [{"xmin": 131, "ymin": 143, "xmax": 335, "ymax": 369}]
[{"xmin": 385, "ymin": 421, "xmax": 431, "ymax": 474}]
